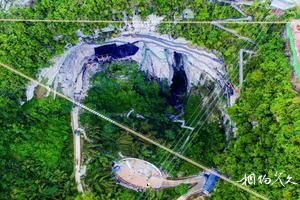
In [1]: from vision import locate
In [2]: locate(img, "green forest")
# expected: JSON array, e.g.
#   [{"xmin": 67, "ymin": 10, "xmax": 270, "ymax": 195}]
[
  {"xmin": 79, "ymin": 61, "xmax": 211, "ymax": 199},
  {"xmin": 0, "ymin": 0, "xmax": 299, "ymax": 200}
]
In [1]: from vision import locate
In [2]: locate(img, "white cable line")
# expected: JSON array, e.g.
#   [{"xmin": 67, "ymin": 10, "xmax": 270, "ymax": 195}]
[
  {"xmin": 0, "ymin": 18, "xmax": 290, "ymax": 24},
  {"xmin": 0, "ymin": 62, "xmax": 269, "ymax": 200},
  {"xmin": 163, "ymin": 25, "xmax": 269, "ymax": 172},
  {"xmin": 161, "ymin": 40, "xmax": 253, "ymax": 169},
  {"xmin": 171, "ymin": 12, "xmax": 272, "ymax": 161},
  {"xmin": 158, "ymin": 29, "xmax": 257, "ymax": 173},
  {"xmin": 169, "ymin": 25, "xmax": 269, "ymax": 173},
  {"xmin": 142, "ymin": 26, "xmax": 261, "ymax": 200},
  {"xmin": 159, "ymin": 16, "xmax": 264, "ymax": 165}
]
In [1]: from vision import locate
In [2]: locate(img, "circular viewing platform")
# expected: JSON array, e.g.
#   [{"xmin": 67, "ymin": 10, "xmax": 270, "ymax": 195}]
[{"xmin": 112, "ymin": 158, "xmax": 163, "ymax": 191}]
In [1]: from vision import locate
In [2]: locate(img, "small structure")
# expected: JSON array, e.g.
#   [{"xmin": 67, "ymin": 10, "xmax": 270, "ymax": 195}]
[
  {"xmin": 202, "ymin": 170, "xmax": 220, "ymax": 195},
  {"xmin": 94, "ymin": 43, "xmax": 139, "ymax": 60},
  {"xmin": 112, "ymin": 157, "xmax": 220, "ymax": 199}
]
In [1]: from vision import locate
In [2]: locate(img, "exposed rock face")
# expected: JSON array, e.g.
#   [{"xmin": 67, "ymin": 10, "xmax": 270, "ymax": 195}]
[
  {"xmin": 25, "ymin": 15, "xmax": 236, "ymax": 143},
  {"xmin": 26, "ymin": 15, "xmax": 233, "ymax": 106},
  {"xmin": 0, "ymin": 0, "xmax": 32, "ymax": 11},
  {"xmin": 181, "ymin": 8, "xmax": 194, "ymax": 19},
  {"xmin": 292, "ymin": 71, "xmax": 300, "ymax": 93},
  {"xmin": 24, "ymin": 16, "xmax": 236, "ymax": 144},
  {"xmin": 25, "ymin": 43, "xmax": 98, "ymax": 102},
  {"xmin": 23, "ymin": 14, "xmax": 236, "ymax": 192},
  {"xmin": 270, "ymin": 0, "xmax": 300, "ymax": 10}
]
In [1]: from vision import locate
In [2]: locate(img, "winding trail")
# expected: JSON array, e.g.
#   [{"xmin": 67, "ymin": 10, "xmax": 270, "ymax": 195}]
[
  {"xmin": 212, "ymin": 1, "xmax": 255, "ymax": 43},
  {"xmin": 239, "ymin": 49, "xmax": 255, "ymax": 87}
]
